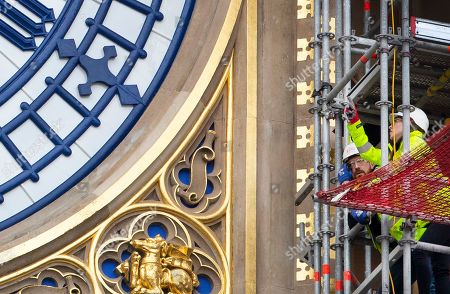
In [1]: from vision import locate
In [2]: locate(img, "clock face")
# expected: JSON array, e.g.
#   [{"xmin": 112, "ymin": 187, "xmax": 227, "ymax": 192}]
[{"xmin": 0, "ymin": 0, "xmax": 195, "ymax": 230}]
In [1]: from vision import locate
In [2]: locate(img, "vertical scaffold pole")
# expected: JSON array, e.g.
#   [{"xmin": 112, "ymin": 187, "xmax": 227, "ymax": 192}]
[
  {"xmin": 363, "ymin": 2, "xmax": 372, "ymax": 292},
  {"xmin": 321, "ymin": 0, "xmax": 332, "ymax": 292},
  {"xmin": 379, "ymin": 0, "xmax": 391, "ymax": 292},
  {"xmin": 334, "ymin": 0, "xmax": 344, "ymax": 292},
  {"xmin": 400, "ymin": 0, "xmax": 413, "ymax": 293},
  {"xmin": 363, "ymin": 0, "xmax": 372, "ymax": 72},
  {"xmin": 342, "ymin": 0, "xmax": 352, "ymax": 292},
  {"xmin": 312, "ymin": 0, "xmax": 322, "ymax": 293}
]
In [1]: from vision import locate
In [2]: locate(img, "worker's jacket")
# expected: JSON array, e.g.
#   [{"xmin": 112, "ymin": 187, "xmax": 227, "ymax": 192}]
[{"xmin": 348, "ymin": 120, "xmax": 429, "ymax": 241}]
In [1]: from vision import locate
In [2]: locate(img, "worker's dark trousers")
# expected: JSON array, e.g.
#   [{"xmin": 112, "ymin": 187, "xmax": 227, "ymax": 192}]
[
  {"xmin": 416, "ymin": 223, "xmax": 450, "ymax": 294},
  {"xmin": 383, "ymin": 223, "xmax": 450, "ymax": 294}
]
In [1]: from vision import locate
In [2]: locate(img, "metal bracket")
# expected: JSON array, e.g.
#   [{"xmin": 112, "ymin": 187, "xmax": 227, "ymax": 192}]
[
  {"xmin": 398, "ymin": 238, "xmax": 417, "ymax": 246},
  {"xmin": 330, "ymin": 242, "xmax": 344, "ymax": 250},
  {"xmin": 338, "ymin": 35, "xmax": 357, "ymax": 43},
  {"xmin": 311, "ymin": 236, "xmax": 323, "ymax": 245},
  {"xmin": 319, "ymin": 230, "xmax": 336, "ymax": 238},
  {"xmin": 318, "ymin": 32, "xmax": 336, "ymax": 40},
  {"xmin": 375, "ymin": 234, "xmax": 395, "ymax": 243},
  {"xmin": 308, "ymin": 172, "xmax": 322, "ymax": 180},
  {"xmin": 374, "ymin": 100, "xmax": 393, "ymax": 109},
  {"xmin": 308, "ymin": 41, "xmax": 323, "ymax": 49},
  {"xmin": 375, "ymin": 33, "xmax": 395, "ymax": 43},
  {"xmin": 397, "ymin": 104, "xmax": 415, "ymax": 112},
  {"xmin": 318, "ymin": 163, "xmax": 335, "ymax": 172},
  {"xmin": 308, "ymin": 106, "xmax": 321, "ymax": 114}
]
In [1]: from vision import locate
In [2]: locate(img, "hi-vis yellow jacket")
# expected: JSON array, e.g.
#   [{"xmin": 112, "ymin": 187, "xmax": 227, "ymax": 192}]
[{"xmin": 348, "ymin": 120, "xmax": 429, "ymax": 241}]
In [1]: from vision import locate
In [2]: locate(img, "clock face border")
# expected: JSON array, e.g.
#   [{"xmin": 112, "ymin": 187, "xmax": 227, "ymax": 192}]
[
  {"xmin": 0, "ymin": 0, "xmax": 77, "ymax": 96},
  {"xmin": 0, "ymin": 0, "xmax": 196, "ymax": 230}
]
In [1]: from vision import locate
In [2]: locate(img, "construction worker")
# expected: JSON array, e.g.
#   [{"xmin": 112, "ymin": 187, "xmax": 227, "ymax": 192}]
[
  {"xmin": 345, "ymin": 105, "xmax": 450, "ymax": 293},
  {"xmin": 339, "ymin": 143, "xmax": 384, "ymax": 240},
  {"xmin": 339, "ymin": 143, "xmax": 377, "ymax": 226}
]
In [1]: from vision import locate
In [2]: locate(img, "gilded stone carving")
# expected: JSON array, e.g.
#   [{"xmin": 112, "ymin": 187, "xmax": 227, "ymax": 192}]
[
  {"xmin": 172, "ymin": 130, "xmax": 220, "ymax": 206},
  {"xmin": 95, "ymin": 206, "xmax": 225, "ymax": 293},
  {"xmin": 18, "ymin": 274, "xmax": 79, "ymax": 294},
  {"xmin": 166, "ymin": 121, "xmax": 226, "ymax": 219},
  {"xmin": 3, "ymin": 264, "xmax": 92, "ymax": 294},
  {"xmin": 116, "ymin": 235, "xmax": 199, "ymax": 294}
]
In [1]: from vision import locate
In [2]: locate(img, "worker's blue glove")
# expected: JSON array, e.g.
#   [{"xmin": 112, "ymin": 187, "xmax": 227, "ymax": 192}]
[
  {"xmin": 351, "ymin": 210, "xmax": 370, "ymax": 225},
  {"xmin": 338, "ymin": 164, "xmax": 353, "ymax": 184}
]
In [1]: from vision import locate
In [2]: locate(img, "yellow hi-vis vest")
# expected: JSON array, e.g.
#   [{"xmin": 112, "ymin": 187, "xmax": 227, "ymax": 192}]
[{"xmin": 348, "ymin": 120, "xmax": 429, "ymax": 241}]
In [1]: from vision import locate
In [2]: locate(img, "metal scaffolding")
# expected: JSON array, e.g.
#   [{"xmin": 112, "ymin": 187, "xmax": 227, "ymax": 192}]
[{"xmin": 296, "ymin": 0, "xmax": 450, "ymax": 293}]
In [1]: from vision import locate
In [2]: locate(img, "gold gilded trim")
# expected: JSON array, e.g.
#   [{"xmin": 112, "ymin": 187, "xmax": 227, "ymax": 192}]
[
  {"xmin": 246, "ymin": 0, "xmax": 257, "ymax": 293},
  {"xmin": 89, "ymin": 203, "xmax": 229, "ymax": 294},
  {"xmin": 0, "ymin": 254, "xmax": 98, "ymax": 291},
  {"xmin": 158, "ymin": 58, "xmax": 233, "ymax": 223},
  {"xmin": 225, "ymin": 58, "xmax": 234, "ymax": 294},
  {"xmin": 0, "ymin": 0, "xmax": 243, "ymax": 268}
]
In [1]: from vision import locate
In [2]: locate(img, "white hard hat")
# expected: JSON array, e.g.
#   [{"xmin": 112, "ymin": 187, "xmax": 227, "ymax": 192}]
[
  {"xmin": 343, "ymin": 143, "xmax": 359, "ymax": 163},
  {"xmin": 393, "ymin": 107, "xmax": 429, "ymax": 133}
]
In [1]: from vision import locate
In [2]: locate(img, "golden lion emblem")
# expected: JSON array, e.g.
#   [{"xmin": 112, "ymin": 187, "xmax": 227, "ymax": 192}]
[{"xmin": 116, "ymin": 235, "xmax": 199, "ymax": 294}]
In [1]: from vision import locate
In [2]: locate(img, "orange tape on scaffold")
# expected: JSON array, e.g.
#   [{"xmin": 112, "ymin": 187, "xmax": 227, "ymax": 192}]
[
  {"xmin": 322, "ymin": 264, "xmax": 330, "ymax": 275},
  {"xmin": 314, "ymin": 271, "xmax": 320, "ymax": 281}
]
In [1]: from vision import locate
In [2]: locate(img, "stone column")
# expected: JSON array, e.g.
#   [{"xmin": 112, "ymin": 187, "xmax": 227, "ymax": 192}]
[
  {"xmin": 256, "ymin": 0, "xmax": 296, "ymax": 293},
  {"xmin": 231, "ymin": 1, "xmax": 296, "ymax": 293}
]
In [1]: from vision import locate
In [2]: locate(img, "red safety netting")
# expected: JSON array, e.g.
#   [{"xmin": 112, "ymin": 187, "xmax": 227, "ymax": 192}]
[{"xmin": 317, "ymin": 125, "xmax": 450, "ymax": 224}]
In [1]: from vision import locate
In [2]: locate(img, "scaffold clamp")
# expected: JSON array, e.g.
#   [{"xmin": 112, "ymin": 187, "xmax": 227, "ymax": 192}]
[
  {"xmin": 374, "ymin": 100, "xmax": 393, "ymax": 109},
  {"xmin": 308, "ymin": 41, "xmax": 322, "ymax": 49},
  {"xmin": 330, "ymin": 242, "xmax": 344, "ymax": 250},
  {"xmin": 318, "ymin": 163, "xmax": 335, "ymax": 172},
  {"xmin": 308, "ymin": 106, "xmax": 321, "ymax": 114},
  {"xmin": 397, "ymin": 104, "xmax": 415, "ymax": 112},
  {"xmin": 308, "ymin": 172, "xmax": 322, "ymax": 181},
  {"xmin": 398, "ymin": 238, "xmax": 417, "ymax": 246},
  {"xmin": 338, "ymin": 35, "xmax": 357, "ymax": 43},
  {"xmin": 318, "ymin": 32, "xmax": 336, "ymax": 40},
  {"xmin": 376, "ymin": 234, "xmax": 395, "ymax": 243},
  {"xmin": 319, "ymin": 230, "xmax": 336, "ymax": 238}
]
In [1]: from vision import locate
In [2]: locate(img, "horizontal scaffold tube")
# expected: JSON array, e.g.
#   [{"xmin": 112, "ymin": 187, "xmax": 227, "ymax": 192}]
[
  {"xmin": 355, "ymin": 36, "xmax": 450, "ymax": 56},
  {"xmin": 326, "ymin": 41, "xmax": 379, "ymax": 104},
  {"xmin": 416, "ymin": 241, "xmax": 450, "ymax": 255}
]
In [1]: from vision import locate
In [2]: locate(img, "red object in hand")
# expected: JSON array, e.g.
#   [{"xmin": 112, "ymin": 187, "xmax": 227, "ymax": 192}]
[{"xmin": 344, "ymin": 105, "xmax": 359, "ymax": 124}]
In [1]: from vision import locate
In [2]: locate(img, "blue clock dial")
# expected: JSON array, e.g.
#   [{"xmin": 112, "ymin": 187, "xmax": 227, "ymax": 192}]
[{"xmin": 0, "ymin": 0, "xmax": 195, "ymax": 230}]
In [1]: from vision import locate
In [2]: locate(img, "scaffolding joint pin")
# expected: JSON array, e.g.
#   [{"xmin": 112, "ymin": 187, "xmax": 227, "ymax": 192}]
[
  {"xmin": 375, "ymin": 234, "xmax": 394, "ymax": 243},
  {"xmin": 318, "ymin": 32, "xmax": 336, "ymax": 40},
  {"xmin": 398, "ymin": 238, "xmax": 417, "ymax": 247},
  {"xmin": 375, "ymin": 34, "xmax": 395, "ymax": 43},
  {"xmin": 308, "ymin": 173, "xmax": 322, "ymax": 180},
  {"xmin": 319, "ymin": 230, "xmax": 336, "ymax": 238},
  {"xmin": 308, "ymin": 41, "xmax": 322, "ymax": 49},
  {"xmin": 318, "ymin": 163, "xmax": 335, "ymax": 172},
  {"xmin": 338, "ymin": 35, "xmax": 357, "ymax": 43},
  {"xmin": 374, "ymin": 100, "xmax": 393, "ymax": 109},
  {"xmin": 330, "ymin": 243, "xmax": 343, "ymax": 251},
  {"xmin": 308, "ymin": 106, "xmax": 321, "ymax": 115},
  {"xmin": 398, "ymin": 37, "xmax": 416, "ymax": 46},
  {"xmin": 397, "ymin": 104, "xmax": 415, "ymax": 112}
]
